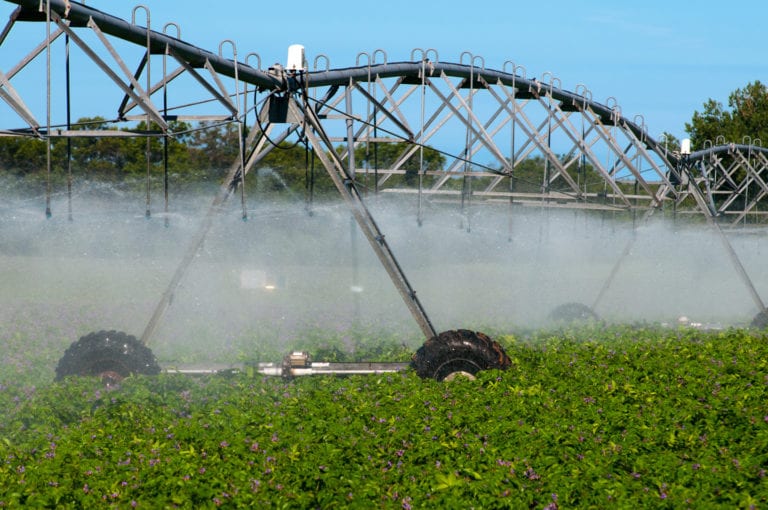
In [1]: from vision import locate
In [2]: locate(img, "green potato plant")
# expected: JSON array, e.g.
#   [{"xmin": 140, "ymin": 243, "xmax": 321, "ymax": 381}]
[{"xmin": 0, "ymin": 325, "xmax": 766, "ymax": 508}]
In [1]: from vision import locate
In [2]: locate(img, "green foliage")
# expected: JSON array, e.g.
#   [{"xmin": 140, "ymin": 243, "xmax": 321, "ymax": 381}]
[
  {"xmin": 686, "ymin": 81, "xmax": 768, "ymax": 150},
  {"xmin": 0, "ymin": 121, "xmax": 446, "ymax": 196},
  {"xmin": 185, "ymin": 120, "xmax": 240, "ymax": 176},
  {"xmin": 354, "ymin": 141, "xmax": 446, "ymax": 187},
  {"xmin": 0, "ymin": 137, "xmax": 46, "ymax": 176},
  {"xmin": 658, "ymin": 132, "xmax": 681, "ymax": 154},
  {"xmin": 250, "ymin": 141, "xmax": 337, "ymax": 195},
  {"xmin": 1, "ymin": 326, "xmax": 767, "ymax": 508},
  {"xmin": 502, "ymin": 155, "xmax": 610, "ymax": 195}
]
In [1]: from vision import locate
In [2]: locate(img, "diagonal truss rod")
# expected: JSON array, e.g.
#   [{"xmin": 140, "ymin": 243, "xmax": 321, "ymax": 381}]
[
  {"xmin": 352, "ymin": 81, "xmax": 414, "ymax": 140},
  {"xmin": 49, "ymin": 12, "xmax": 167, "ymax": 129},
  {"xmin": 436, "ymin": 72, "xmax": 511, "ymax": 172},
  {"xmin": 496, "ymin": 84, "xmax": 630, "ymax": 203},
  {"xmin": 616, "ymin": 118, "xmax": 678, "ymax": 204},
  {"xmin": 288, "ymin": 95, "xmax": 438, "ymax": 340},
  {"xmin": 169, "ymin": 49, "xmax": 238, "ymax": 117},
  {"xmin": 719, "ymin": 151, "xmax": 768, "ymax": 224},
  {"xmin": 0, "ymin": 68, "xmax": 39, "ymax": 132},
  {"xmin": 139, "ymin": 120, "xmax": 299, "ymax": 345},
  {"xmin": 427, "ymin": 84, "xmax": 508, "ymax": 190},
  {"xmin": 710, "ymin": 154, "xmax": 742, "ymax": 193}
]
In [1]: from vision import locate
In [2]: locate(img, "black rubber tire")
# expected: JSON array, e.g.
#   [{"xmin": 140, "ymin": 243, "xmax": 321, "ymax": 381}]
[
  {"xmin": 411, "ymin": 329, "xmax": 511, "ymax": 381},
  {"xmin": 548, "ymin": 302, "xmax": 600, "ymax": 324},
  {"xmin": 751, "ymin": 310, "xmax": 768, "ymax": 329},
  {"xmin": 55, "ymin": 330, "xmax": 161, "ymax": 382}
]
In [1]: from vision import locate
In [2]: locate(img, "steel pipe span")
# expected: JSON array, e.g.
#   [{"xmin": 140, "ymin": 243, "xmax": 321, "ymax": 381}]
[
  {"xmin": 5, "ymin": 0, "xmax": 281, "ymax": 89},
  {"xmin": 5, "ymin": 0, "xmax": 768, "ymax": 226},
  {"xmin": 687, "ymin": 144, "xmax": 768, "ymax": 162},
  {"xmin": 6, "ymin": 0, "xmax": 764, "ymax": 169},
  {"xmin": 307, "ymin": 61, "xmax": 663, "ymax": 154},
  {"xmin": 5, "ymin": 0, "xmax": 662, "ymax": 156}
]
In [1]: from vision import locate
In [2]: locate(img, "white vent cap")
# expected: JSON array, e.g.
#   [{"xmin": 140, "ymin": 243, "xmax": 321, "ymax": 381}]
[
  {"xmin": 681, "ymin": 138, "xmax": 692, "ymax": 155},
  {"xmin": 287, "ymin": 44, "xmax": 305, "ymax": 71}
]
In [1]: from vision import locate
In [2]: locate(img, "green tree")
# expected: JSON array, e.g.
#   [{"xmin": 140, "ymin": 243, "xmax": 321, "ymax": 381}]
[
  {"xmin": 254, "ymin": 141, "xmax": 332, "ymax": 194},
  {"xmin": 685, "ymin": 81, "xmax": 768, "ymax": 150},
  {"xmin": 67, "ymin": 117, "xmax": 194, "ymax": 180},
  {"xmin": 0, "ymin": 116, "xmax": 198, "ymax": 182},
  {"xmin": 0, "ymin": 136, "xmax": 46, "ymax": 175},
  {"xmin": 502, "ymin": 155, "xmax": 607, "ymax": 195},
  {"xmin": 186, "ymin": 121, "xmax": 241, "ymax": 176},
  {"xmin": 657, "ymin": 131, "xmax": 681, "ymax": 154},
  {"xmin": 69, "ymin": 117, "xmax": 132, "ymax": 178},
  {"xmin": 354, "ymin": 141, "xmax": 445, "ymax": 186}
]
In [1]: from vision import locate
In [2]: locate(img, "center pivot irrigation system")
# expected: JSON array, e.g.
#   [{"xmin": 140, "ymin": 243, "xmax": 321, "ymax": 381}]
[
  {"xmin": 2, "ymin": 0, "xmax": 767, "ymax": 383},
  {"xmin": 51, "ymin": 67, "xmax": 515, "ymax": 382},
  {"xmin": 44, "ymin": 53, "xmax": 515, "ymax": 382},
  {"xmin": 1, "ymin": 0, "xmax": 514, "ymax": 382}
]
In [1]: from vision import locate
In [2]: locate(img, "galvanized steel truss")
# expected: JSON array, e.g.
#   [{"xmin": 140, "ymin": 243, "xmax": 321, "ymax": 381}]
[
  {"xmin": 1, "ymin": 0, "xmax": 768, "ymax": 227},
  {"xmin": 676, "ymin": 144, "xmax": 768, "ymax": 225}
]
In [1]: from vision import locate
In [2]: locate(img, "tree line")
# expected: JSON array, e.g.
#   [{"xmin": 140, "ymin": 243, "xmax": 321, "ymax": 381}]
[
  {"xmin": 0, "ymin": 117, "xmax": 451, "ymax": 194},
  {"xmin": 0, "ymin": 115, "xmax": 632, "ymax": 197},
  {"xmin": 1, "ymin": 81, "xmax": 766, "ymax": 195}
]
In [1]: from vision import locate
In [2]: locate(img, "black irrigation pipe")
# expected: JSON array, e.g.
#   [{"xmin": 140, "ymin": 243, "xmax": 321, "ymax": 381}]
[{"xmin": 7, "ymin": 0, "xmax": 664, "ymax": 154}]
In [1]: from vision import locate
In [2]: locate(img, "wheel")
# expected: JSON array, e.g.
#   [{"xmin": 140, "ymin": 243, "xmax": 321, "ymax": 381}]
[
  {"xmin": 548, "ymin": 302, "xmax": 600, "ymax": 324},
  {"xmin": 411, "ymin": 329, "xmax": 511, "ymax": 381},
  {"xmin": 55, "ymin": 330, "xmax": 161, "ymax": 384},
  {"xmin": 751, "ymin": 309, "xmax": 768, "ymax": 329}
]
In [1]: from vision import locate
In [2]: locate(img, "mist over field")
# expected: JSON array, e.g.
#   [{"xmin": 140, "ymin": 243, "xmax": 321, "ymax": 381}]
[{"xmin": 1, "ymin": 176, "xmax": 766, "ymax": 365}]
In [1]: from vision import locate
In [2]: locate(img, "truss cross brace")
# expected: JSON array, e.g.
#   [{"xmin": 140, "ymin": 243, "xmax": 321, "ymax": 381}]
[{"xmin": 288, "ymin": 95, "xmax": 438, "ymax": 340}]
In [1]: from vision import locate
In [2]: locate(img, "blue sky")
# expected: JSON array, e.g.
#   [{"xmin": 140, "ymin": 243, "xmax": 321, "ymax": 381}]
[{"xmin": 2, "ymin": 0, "xmax": 766, "ymax": 141}]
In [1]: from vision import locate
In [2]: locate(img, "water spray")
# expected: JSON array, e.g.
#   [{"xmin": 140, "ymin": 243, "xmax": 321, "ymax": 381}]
[
  {"xmin": 574, "ymin": 139, "xmax": 768, "ymax": 327},
  {"xmin": 51, "ymin": 44, "xmax": 509, "ymax": 384}
]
